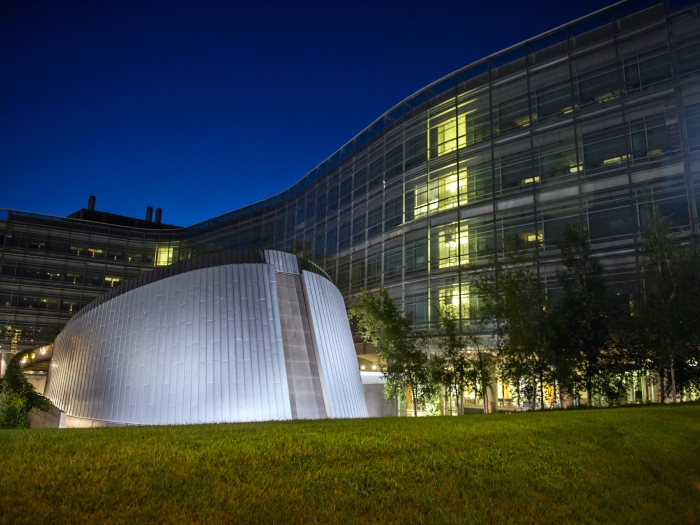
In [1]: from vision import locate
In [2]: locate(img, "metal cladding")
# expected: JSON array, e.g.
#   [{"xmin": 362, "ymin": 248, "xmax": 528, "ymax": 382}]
[
  {"xmin": 44, "ymin": 250, "xmax": 367, "ymax": 425},
  {"xmin": 303, "ymin": 272, "xmax": 367, "ymax": 419}
]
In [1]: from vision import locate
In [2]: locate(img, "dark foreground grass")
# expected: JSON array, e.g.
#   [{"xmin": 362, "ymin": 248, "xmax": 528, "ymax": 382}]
[{"xmin": 1, "ymin": 404, "xmax": 699, "ymax": 524}]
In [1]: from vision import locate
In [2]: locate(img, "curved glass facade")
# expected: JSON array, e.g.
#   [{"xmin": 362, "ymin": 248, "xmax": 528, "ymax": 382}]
[{"xmin": 2, "ymin": 0, "xmax": 700, "ymax": 369}]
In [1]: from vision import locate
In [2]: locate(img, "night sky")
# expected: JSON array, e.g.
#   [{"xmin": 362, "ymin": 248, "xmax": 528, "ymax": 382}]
[{"xmin": 1, "ymin": 0, "xmax": 612, "ymax": 227}]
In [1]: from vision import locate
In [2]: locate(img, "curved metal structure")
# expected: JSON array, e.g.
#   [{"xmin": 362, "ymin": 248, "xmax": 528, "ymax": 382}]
[{"xmin": 44, "ymin": 251, "xmax": 367, "ymax": 425}]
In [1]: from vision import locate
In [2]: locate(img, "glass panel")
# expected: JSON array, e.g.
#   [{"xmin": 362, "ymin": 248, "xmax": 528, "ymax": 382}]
[
  {"xmin": 438, "ymin": 284, "xmax": 469, "ymax": 319},
  {"xmin": 583, "ymin": 125, "xmax": 629, "ymax": 170},
  {"xmin": 430, "ymin": 221, "xmax": 469, "ymax": 269},
  {"xmin": 577, "ymin": 64, "xmax": 622, "ymax": 106},
  {"xmin": 155, "ymin": 245, "xmax": 174, "ymax": 266}
]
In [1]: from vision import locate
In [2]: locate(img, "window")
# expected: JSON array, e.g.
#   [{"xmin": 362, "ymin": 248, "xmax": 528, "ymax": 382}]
[
  {"xmin": 366, "ymin": 253, "xmax": 382, "ymax": 287},
  {"xmin": 498, "ymin": 216, "xmax": 541, "ymax": 254},
  {"xmin": 155, "ymin": 245, "xmax": 174, "ymax": 266},
  {"xmin": 405, "ymin": 132, "xmax": 427, "ymax": 169},
  {"xmin": 405, "ymin": 238, "xmax": 427, "ymax": 276},
  {"xmin": 498, "ymin": 151, "xmax": 536, "ymax": 192},
  {"xmin": 353, "ymin": 168, "xmax": 367, "ymax": 199},
  {"xmin": 577, "ymin": 64, "xmax": 621, "ymax": 106},
  {"xmin": 463, "ymin": 160, "xmax": 493, "ymax": 203},
  {"xmin": 367, "ymin": 206, "xmax": 382, "ymax": 238},
  {"xmin": 384, "ymin": 146, "xmax": 403, "ymax": 181},
  {"xmin": 583, "ymin": 125, "xmax": 629, "ymax": 170},
  {"xmin": 338, "ymin": 221, "xmax": 351, "ymax": 250},
  {"xmin": 630, "ymin": 115, "xmax": 672, "ymax": 161},
  {"xmin": 429, "ymin": 113, "xmax": 466, "ymax": 157},
  {"xmin": 439, "ymin": 284, "xmax": 469, "ymax": 319},
  {"xmin": 623, "ymin": 47, "xmax": 672, "ymax": 93},
  {"xmin": 676, "ymin": 35, "xmax": 700, "ymax": 78},
  {"xmin": 384, "ymin": 246, "xmax": 402, "ymax": 282},
  {"xmin": 685, "ymin": 102, "xmax": 700, "ymax": 152},
  {"xmin": 352, "ymin": 215, "xmax": 366, "ymax": 245},
  {"xmin": 384, "ymin": 196, "xmax": 403, "ymax": 230},
  {"xmin": 431, "ymin": 222, "xmax": 468, "ymax": 269},
  {"xmin": 412, "ymin": 167, "xmax": 467, "ymax": 218},
  {"xmin": 588, "ymin": 203, "xmax": 635, "ymax": 241},
  {"xmin": 533, "ymin": 80, "xmax": 574, "ymax": 120},
  {"xmin": 537, "ymin": 141, "xmax": 580, "ymax": 181},
  {"xmin": 493, "ymin": 94, "xmax": 531, "ymax": 134},
  {"xmin": 325, "ymin": 229, "xmax": 337, "ymax": 254},
  {"xmin": 339, "ymin": 177, "xmax": 353, "ymax": 207},
  {"xmin": 368, "ymin": 159, "xmax": 383, "ymax": 191},
  {"xmin": 350, "ymin": 258, "xmax": 364, "ymax": 291},
  {"xmin": 404, "ymin": 293, "xmax": 428, "ymax": 328}
]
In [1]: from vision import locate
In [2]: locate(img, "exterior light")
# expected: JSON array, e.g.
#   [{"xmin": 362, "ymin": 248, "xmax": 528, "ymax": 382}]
[
  {"xmin": 360, "ymin": 365, "xmax": 365, "ymax": 370},
  {"xmin": 372, "ymin": 365, "xmax": 377, "ymax": 371}
]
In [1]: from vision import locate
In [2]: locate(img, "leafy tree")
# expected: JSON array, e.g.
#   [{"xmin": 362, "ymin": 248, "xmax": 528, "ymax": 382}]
[
  {"xmin": 432, "ymin": 306, "xmax": 495, "ymax": 414},
  {"xmin": 633, "ymin": 206, "xmax": 700, "ymax": 401},
  {"xmin": 0, "ymin": 358, "xmax": 52, "ymax": 429},
  {"xmin": 553, "ymin": 225, "xmax": 611, "ymax": 407},
  {"xmin": 349, "ymin": 287, "xmax": 435, "ymax": 416},
  {"xmin": 467, "ymin": 251, "xmax": 551, "ymax": 410},
  {"xmin": 431, "ymin": 307, "xmax": 468, "ymax": 415}
]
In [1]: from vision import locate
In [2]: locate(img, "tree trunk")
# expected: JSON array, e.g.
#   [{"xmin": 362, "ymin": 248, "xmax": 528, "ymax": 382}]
[
  {"xmin": 670, "ymin": 356, "xmax": 677, "ymax": 403},
  {"xmin": 586, "ymin": 375, "xmax": 593, "ymax": 408},
  {"xmin": 660, "ymin": 370, "xmax": 666, "ymax": 404},
  {"xmin": 539, "ymin": 371, "xmax": 545, "ymax": 411},
  {"xmin": 412, "ymin": 385, "xmax": 418, "ymax": 417}
]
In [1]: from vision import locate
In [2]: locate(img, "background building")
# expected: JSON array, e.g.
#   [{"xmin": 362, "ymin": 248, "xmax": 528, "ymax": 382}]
[{"xmin": 2, "ymin": 0, "xmax": 700, "ymax": 401}]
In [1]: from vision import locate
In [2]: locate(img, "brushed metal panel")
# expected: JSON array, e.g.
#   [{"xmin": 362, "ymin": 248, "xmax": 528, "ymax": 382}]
[
  {"xmin": 301, "ymin": 271, "xmax": 368, "ymax": 419},
  {"xmin": 46, "ymin": 256, "xmax": 352, "ymax": 425}
]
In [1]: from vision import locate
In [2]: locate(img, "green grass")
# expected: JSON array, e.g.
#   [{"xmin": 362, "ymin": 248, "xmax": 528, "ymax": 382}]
[{"xmin": 1, "ymin": 404, "xmax": 699, "ymax": 524}]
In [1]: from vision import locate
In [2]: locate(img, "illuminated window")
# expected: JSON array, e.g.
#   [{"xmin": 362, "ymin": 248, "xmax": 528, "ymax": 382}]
[
  {"xmin": 435, "ymin": 223, "xmax": 468, "ymax": 269},
  {"xmin": 413, "ymin": 169, "xmax": 468, "ymax": 219},
  {"xmin": 429, "ymin": 114, "xmax": 467, "ymax": 158},
  {"xmin": 155, "ymin": 245, "xmax": 174, "ymax": 266},
  {"xmin": 439, "ymin": 284, "xmax": 470, "ymax": 319}
]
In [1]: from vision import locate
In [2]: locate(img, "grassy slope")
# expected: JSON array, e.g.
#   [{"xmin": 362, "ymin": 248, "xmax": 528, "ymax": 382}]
[{"xmin": 1, "ymin": 404, "xmax": 699, "ymax": 524}]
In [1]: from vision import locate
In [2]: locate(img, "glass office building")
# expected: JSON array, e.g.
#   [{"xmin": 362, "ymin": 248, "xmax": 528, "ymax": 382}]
[{"xmin": 2, "ymin": 0, "xmax": 700, "ymax": 373}]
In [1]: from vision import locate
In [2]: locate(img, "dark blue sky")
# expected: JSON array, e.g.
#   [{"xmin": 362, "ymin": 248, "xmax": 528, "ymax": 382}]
[{"xmin": 1, "ymin": 0, "xmax": 612, "ymax": 227}]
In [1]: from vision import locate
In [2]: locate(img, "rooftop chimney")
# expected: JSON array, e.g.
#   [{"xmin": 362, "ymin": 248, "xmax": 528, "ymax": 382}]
[
  {"xmin": 87, "ymin": 195, "xmax": 96, "ymax": 211},
  {"xmin": 146, "ymin": 206, "xmax": 153, "ymax": 222},
  {"xmin": 155, "ymin": 208, "xmax": 162, "ymax": 224}
]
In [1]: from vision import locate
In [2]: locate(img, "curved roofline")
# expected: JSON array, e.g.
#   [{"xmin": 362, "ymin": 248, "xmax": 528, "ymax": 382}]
[
  {"xmin": 190, "ymin": 0, "xmax": 671, "ymax": 228},
  {"xmin": 63, "ymin": 250, "xmax": 331, "ymax": 327}
]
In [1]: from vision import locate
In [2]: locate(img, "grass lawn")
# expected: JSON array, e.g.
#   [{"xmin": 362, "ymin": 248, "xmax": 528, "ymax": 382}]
[{"xmin": 1, "ymin": 404, "xmax": 699, "ymax": 524}]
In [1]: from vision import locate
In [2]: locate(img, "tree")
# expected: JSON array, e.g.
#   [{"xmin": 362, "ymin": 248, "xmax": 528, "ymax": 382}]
[
  {"xmin": 633, "ymin": 206, "xmax": 700, "ymax": 402},
  {"xmin": 432, "ymin": 306, "xmax": 495, "ymax": 414},
  {"xmin": 349, "ymin": 287, "xmax": 435, "ymax": 416},
  {"xmin": 0, "ymin": 358, "xmax": 52, "ymax": 429},
  {"xmin": 553, "ymin": 225, "xmax": 611, "ymax": 407},
  {"xmin": 467, "ymin": 251, "xmax": 551, "ymax": 410}
]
